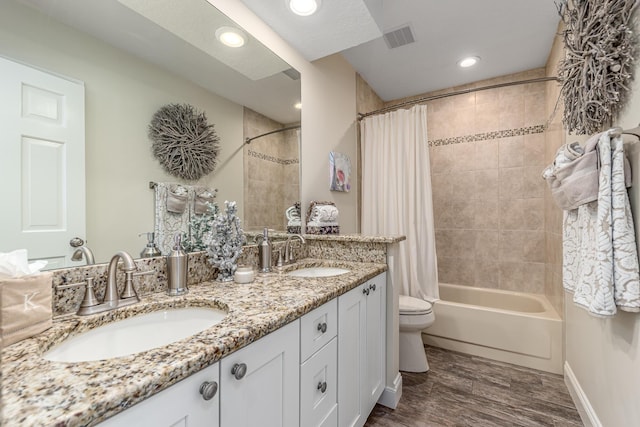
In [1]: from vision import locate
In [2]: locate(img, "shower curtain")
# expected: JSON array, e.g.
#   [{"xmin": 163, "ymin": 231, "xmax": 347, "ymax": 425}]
[{"xmin": 360, "ymin": 104, "xmax": 439, "ymax": 299}]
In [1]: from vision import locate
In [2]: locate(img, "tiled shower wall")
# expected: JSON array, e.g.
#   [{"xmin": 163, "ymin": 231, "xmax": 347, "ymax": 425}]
[
  {"xmin": 243, "ymin": 107, "xmax": 299, "ymax": 231},
  {"xmin": 544, "ymin": 27, "xmax": 566, "ymax": 315},
  {"xmin": 386, "ymin": 69, "xmax": 555, "ymax": 294}
]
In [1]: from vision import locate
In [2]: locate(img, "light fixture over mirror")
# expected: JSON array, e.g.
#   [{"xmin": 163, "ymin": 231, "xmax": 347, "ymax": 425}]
[{"xmin": 0, "ymin": 0, "xmax": 301, "ymax": 268}]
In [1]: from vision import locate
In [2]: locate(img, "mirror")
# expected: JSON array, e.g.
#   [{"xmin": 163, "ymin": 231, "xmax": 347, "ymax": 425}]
[{"xmin": 0, "ymin": 0, "xmax": 301, "ymax": 266}]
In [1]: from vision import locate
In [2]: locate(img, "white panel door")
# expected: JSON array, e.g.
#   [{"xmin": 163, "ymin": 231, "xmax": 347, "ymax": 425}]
[{"xmin": 0, "ymin": 56, "xmax": 85, "ymax": 269}]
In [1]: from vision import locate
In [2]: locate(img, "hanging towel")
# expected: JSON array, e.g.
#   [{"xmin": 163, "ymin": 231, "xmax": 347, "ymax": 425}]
[
  {"xmin": 154, "ymin": 183, "xmax": 193, "ymax": 255},
  {"xmin": 563, "ymin": 131, "xmax": 640, "ymax": 316}
]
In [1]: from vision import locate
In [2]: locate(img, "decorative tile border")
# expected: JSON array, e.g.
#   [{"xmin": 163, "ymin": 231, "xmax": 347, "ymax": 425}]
[
  {"xmin": 248, "ymin": 149, "xmax": 299, "ymax": 165},
  {"xmin": 428, "ymin": 124, "xmax": 546, "ymax": 147}
]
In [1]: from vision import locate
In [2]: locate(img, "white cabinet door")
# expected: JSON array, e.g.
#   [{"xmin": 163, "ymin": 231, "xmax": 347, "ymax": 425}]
[
  {"xmin": 220, "ymin": 320, "xmax": 300, "ymax": 427},
  {"xmin": 362, "ymin": 273, "xmax": 386, "ymax": 416},
  {"xmin": 0, "ymin": 56, "xmax": 85, "ymax": 270},
  {"xmin": 99, "ymin": 362, "xmax": 219, "ymax": 427},
  {"xmin": 337, "ymin": 284, "xmax": 367, "ymax": 427},
  {"xmin": 300, "ymin": 337, "xmax": 338, "ymax": 427}
]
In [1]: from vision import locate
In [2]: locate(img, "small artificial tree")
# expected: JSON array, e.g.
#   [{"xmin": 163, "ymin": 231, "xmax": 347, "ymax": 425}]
[{"xmin": 207, "ymin": 201, "xmax": 246, "ymax": 281}]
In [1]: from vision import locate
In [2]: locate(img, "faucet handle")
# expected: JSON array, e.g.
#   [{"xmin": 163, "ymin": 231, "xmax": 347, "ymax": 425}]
[{"xmin": 79, "ymin": 277, "xmax": 100, "ymax": 309}]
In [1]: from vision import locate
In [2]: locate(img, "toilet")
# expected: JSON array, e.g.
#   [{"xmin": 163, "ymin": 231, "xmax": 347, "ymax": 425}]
[{"xmin": 399, "ymin": 295, "xmax": 435, "ymax": 372}]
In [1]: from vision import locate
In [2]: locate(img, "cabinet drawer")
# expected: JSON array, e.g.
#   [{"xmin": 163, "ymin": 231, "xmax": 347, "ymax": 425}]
[
  {"xmin": 300, "ymin": 337, "xmax": 337, "ymax": 427},
  {"xmin": 300, "ymin": 299, "xmax": 337, "ymax": 362}
]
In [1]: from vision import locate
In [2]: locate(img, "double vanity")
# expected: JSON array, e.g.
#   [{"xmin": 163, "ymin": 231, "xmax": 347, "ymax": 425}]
[{"xmin": 1, "ymin": 235, "xmax": 404, "ymax": 427}]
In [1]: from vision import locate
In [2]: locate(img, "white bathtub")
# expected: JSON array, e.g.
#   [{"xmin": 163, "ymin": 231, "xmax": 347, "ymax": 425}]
[{"xmin": 423, "ymin": 283, "xmax": 563, "ymax": 374}]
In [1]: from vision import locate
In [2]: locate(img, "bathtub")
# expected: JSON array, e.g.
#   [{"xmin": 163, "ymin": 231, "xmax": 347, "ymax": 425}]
[{"xmin": 423, "ymin": 283, "xmax": 563, "ymax": 374}]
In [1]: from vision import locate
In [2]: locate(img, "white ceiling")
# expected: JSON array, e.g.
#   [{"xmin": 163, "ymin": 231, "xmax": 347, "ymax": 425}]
[
  {"xmin": 241, "ymin": 0, "xmax": 561, "ymax": 101},
  {"xmin": 17, "ymin": 0, "xmax": 302, "ymax": 124}
]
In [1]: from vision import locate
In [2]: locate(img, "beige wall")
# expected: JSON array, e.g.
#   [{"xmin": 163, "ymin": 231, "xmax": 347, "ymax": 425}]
[
  {"xmin": 563, "ymin": 17, "xmax": 640, "ymax": 427},
  {"xmin": 243, "ymin": 108, "xmax": 299, "ymax": 231},
  {"xmin": 211, "ymin": 1, "xmax": 360, "ymax": 234},
  {"xmin": 0, "ymin": 0, "xmax": 244, "ymax": 262}
]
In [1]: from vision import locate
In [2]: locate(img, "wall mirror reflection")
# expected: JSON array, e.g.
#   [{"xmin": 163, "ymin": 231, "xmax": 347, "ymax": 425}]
[{"xmin": 0, "ymin": 0, "xmax": 301, "ymax": 268}]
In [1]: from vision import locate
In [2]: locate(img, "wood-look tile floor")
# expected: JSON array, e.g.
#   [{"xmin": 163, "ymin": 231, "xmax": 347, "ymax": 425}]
[{"xmin": 365, "ymin": 346, "xmax": 583, "ymax": 427}]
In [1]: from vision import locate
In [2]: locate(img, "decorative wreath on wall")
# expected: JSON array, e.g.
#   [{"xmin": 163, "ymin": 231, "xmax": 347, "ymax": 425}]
[
  {"xmin": 557, "ymin": 0, "xmax": 638, "ymax": 135},
  {"xmin": 148, "ymin": 103, "xmax": 221, "ymax": 180}
]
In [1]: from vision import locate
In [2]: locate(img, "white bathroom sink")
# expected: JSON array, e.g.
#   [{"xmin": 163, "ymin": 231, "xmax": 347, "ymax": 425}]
[
  {"xmin": 287, "ymin": 267, "xmax": 350, "ymax": 278},
  {"xmin": 43, "ymin": 307, "xmax": 227, "ymax": 363}
]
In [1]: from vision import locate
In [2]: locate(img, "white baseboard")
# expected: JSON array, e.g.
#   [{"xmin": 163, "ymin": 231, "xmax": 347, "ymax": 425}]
[
  {"xmin": 564, "ymin": 361, "xmax": 601, "ymax": 427},
  {"xmin": 377, "ymin": 373, "xmax": 402, "ymax": 409}
]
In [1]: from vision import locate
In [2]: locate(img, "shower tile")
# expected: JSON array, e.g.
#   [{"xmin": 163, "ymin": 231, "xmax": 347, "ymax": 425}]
[
  {"xmin": 474, "ymin": 261, "xmax": 500, "ymax": 288},
  {"xmin": 474, "ymin": 200, "xmax": 499, "ymax": 229},
  {"xmin": 474, "ymin": 169, "xmax": 499, "ymax": 200},
  {"xmin": 430, "ymin": 145, "xmax": 454, "ymax": 174},
  {"xmin": 435, "ymin": 230, "xmax": 456, "ymax": 258},
  {"xmin": 450, "ymin": 171, "xmax": 477, "ymax": 201},
  {"xmin": 475, "ymin": 230, "xmax": 499, "ymax": 260},
  {"xmin": 431, "ymin": 173, "xmax": 453, "ymax": 209},
  {"xmin": 522, "ymin": 263, "xmax": 545, "ymax": 293},
  {"xmin": 500, "ymin": 199, "xmax": 524, "ymax": 230},
  {"xmin": 523, "ymin": 133, "xmax": 546, "ymax": 167},
  {"xmin": 523, "ymin": 166, "xmax": 546, "ymax": 198},
  {"xmin": 499, "ymin": 167, "xmax": 523, "ymax": 199},
  {"xmin": 499, "ymin": 231, "xmax": 524, "ymax": 262},
  {"xmin": 475, "ymin": 140, "xmax": 499, "ymax": 169},
  {"xmin": 499, "ymin": 136, "xmax": 524, "ymax": 168},
  {"xmin": 498, "ymin": 261, "xmax": 524, "ymax": 290},
  {"xmin": 475, "ymin": 102, "xmax": 501, "ymax": 133},
  {"xmin": 452, "ymin": 142, "xmax": 477, "ymax": 171},
  {"xmin": 523, "ymin": 231, "xmax": 545, "ymax": 263},
  {"xmin": 524, "ymin": 91, "xmax": 546, "ymax": 127},
  {"xmin": 499, "ymin": 94, "xmax": 525, "ymax": 129},
  {"xmin": 523, "ymin": 198, "xmax": 544, "ymax": 230},
  {"xmin": 450, "ymin": 199, "xmax": 475, "ymax": 230}
]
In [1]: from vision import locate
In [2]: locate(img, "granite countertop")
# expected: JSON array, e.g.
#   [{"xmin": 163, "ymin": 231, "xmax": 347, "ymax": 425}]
[{"xmin": 1, "ymin": 259, "xmax": 387, "ymax": 427}]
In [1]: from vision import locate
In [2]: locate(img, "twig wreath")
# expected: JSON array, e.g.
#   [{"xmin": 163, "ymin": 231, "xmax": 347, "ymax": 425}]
[
  {"xmin": 557, "ymin": 0, "xmax": 638, "ymax": 135},
  {"xmin": 148, "ymin": 103, "xmax": 221, "ymax": 180}
]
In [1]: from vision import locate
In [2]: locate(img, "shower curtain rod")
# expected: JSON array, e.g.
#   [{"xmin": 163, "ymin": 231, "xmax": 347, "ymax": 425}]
[
  {"xmin": 357, "ymin": 76, "xmax": 561, "ymax": 120},
  {"xmin": 245, "ymin": 125, "xmax": 301, "ymax": 144}
]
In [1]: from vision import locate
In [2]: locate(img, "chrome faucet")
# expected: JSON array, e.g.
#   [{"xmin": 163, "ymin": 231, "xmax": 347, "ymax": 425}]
[
  {"xmin": 71, "ymin": 246, "xmax": 95, "ymax": 265},
  {"xmin": 284, "ymin": 234, "xmax": 305, "ymax": 264},
  {"xmin": 76, "ymin": 250, "xmax": 151, "ymax": 316}
]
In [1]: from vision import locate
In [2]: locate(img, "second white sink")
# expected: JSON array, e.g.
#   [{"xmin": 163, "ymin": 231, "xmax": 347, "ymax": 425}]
[
  {"xmin": 43, "ymin": 307, "xmax": 227, "ymax": 363},
  {"xmin": 287, "ymin": 267, "xmax": 350, "ymax": 278}
]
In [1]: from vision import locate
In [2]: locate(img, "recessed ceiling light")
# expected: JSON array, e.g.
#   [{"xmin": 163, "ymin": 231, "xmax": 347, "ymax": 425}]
[
  {"xmin": 289, "ymin": 0, "xmax": 321, "ymax": 16},
  {"xmin": 215, "ymin": 27, "xmax": 246, "ymax": 48},
  {"xmin": 294, "ymin": 102, "xmax": 302, "ymax": 109},
  {"xmin": 458, "ymin": 56, "xmax": 480, "ymax": 68}
]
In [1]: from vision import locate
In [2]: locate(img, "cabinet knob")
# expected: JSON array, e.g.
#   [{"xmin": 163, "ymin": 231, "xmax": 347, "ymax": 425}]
[
  {"xmin": 317, "ymin": 381, "xmax": 327, "ymax": 393},
  {"xmin": 369, "ymin": 283, "xmax": 376, "ymax": 291},
  {"xmin": 317, "ymin": 322, "xmax": 328, "ymax": 333},
  {"xmin": 231, "ymin": 363, "xmax": 248, "ymax": 380},
  {"xmin": 199, "ymin": 381, "xmax": 218, "ymax": 401},
  {"xmin": 363, "ymin": 287, "xmax": 370, "ymax": 296}
]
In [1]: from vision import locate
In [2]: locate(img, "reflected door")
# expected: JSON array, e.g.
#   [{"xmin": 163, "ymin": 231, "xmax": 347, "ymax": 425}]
[{"xmin": 0, "ymin": 56, "xmax": 85, "ymax": 269}]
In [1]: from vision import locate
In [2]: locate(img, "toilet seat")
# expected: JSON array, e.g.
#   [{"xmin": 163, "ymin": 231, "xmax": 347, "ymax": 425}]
[{"xmin": 399, "ymin": 295, "xmax": 432, "ymax": 315}]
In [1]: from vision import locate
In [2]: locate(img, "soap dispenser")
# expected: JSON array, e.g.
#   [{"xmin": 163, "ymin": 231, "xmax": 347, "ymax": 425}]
[
  {"xmin": 139, "ymin": 232, "xmax": 161, "ymax": 258},
  {"xmin": 166, "ymin": 234, "xmax": 188, "ymax": 296},
  {"xmin": 257, "ymin": 228, "xmax": 272, "ymax": 273}
]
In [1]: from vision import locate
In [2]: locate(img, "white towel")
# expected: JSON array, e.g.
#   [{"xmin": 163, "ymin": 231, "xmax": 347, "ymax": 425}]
[{"xmin": 563, "ymin": 131, "xmax": 640, "ymax": 316}]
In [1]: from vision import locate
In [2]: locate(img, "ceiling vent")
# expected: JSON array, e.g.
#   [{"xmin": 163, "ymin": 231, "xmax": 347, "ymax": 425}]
[{"xmin": 383, "ymin": 25, "xmax": 415, "ymax": 49}]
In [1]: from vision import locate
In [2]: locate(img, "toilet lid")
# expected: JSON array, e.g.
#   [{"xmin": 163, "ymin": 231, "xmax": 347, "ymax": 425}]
[{"xmin": 399, "ymin": 295, "xmax": 432, "ymax": 315}]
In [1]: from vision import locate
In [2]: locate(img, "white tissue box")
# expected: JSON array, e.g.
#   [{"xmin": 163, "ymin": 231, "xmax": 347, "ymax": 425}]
[{"xmin": 0, "ymin": 272, "xmax": 53, "ymax": 348}]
